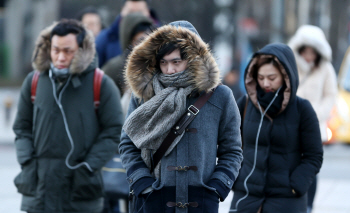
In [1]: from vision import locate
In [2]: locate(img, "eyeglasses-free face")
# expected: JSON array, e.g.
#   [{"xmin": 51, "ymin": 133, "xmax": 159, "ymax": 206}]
[{"xmin": 159, "ymin": 49, "xmax": 188, "ymax": 75}]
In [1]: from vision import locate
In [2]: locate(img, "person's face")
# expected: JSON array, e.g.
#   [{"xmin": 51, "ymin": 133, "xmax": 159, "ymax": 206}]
[
  {"xmin": 257, "ymin": 63, "xmax": 283, "ymax": 93},
  {"xmin": 82, "ymin": 13, "xmax": 102, "ymax": 37},
  {"xmin": 160, "ymin": 49, "xmax": 188, "ymax": 75},
  {"xmin": 300, "ymin": 46, "xmax": 317, "ymax": 63},
  {"xmin": 50, "ymin": 34, "xmax": 79, "ymax": 69},
  {"xmin": 224, "ymin": 71, "xmax": 239, "ymax": 85},
  {"xmin": 121, "ymin": 1, "xmax": 150, "ymax": 17},
  {"xmin": 131, "ymin": 31, "xmax": 147, "ymax": 47}
]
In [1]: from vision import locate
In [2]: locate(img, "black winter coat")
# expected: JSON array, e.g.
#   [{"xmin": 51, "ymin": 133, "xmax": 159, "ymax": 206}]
[{"xmin": 231, "ymin": 43, "xmax": 323, "ymax": 213}]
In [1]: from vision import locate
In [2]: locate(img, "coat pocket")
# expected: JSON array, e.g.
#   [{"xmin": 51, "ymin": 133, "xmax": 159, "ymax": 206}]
[
  {"xmin": 71, "ymin": 167, "xmax": 103, "ymax": 201},
  {"xmin": 14, "ymin": 159, "xmax": 38, "ymax": 196}
]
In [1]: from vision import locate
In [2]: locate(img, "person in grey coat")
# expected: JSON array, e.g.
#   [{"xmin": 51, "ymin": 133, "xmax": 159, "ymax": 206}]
[
  {"xmin": 13, "ymin": 19, "xmax": 124, "ymax": 213},
  {"xmin": 119, "ymin": 20, "xmax": 243, "ymax": 213}
]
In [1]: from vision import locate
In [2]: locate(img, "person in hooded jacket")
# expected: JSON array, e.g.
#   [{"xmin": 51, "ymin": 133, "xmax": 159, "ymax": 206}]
[
  {"xmin": 102, "ymin": 13, "xmax": 153, "ymax": 116},
  {"xmin": 101, "ymin": 13, "xmax": 153, "ymax": 213},
  {"xmin": 119, "ymin": 20, "xmax": 243, "ymax": 213},
  {"xmin": 95, "ymin": 0, "xmax": 160, "ymax": 67},
  {"xmin": 288, "ymin": 25, "xmax": 337, "ymax": 213},
  {"xmin": 230, "ymin": 43, "xmax": 323, "ymax": 213},
  {"xmin": 13, "ymin": 19, "xmax": 124, "ymax": 213}
]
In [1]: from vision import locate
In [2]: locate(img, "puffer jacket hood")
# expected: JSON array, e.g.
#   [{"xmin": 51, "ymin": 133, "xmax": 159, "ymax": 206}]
[
  {"xmin": 119, "ymin": 13, "xmax": 153, "ymax": 51},
  {"xmin": 288, "ymin": 25, "xmax": 332, "ymax": 61},
  {"xmin": 125, "ymin": 20, "xmax": 221, "ymax": 101},
  {"xmin": 244, "ymin": 43, "xmax": 299, "ymax": 113},
  {"xmin": 32, "ymin": 21, "xmax": 96, "ymax": 74}
]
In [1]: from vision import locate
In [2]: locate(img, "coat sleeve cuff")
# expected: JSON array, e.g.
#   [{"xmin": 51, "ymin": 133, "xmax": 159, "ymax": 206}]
[
  {"xmin": 210, "ymin": 169, "xmax": 235, "ymax": 188},
  {"xmin": 207, "ymin": 179, "xmax": 230, "ymax": 202},
  {"xmin": 131, "ymin": 177, "xmax": 155, "ymax": 197}
]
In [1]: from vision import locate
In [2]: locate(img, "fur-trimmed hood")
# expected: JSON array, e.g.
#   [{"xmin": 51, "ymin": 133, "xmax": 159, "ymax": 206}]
[
  {"xmin": 288, "ymin": 25, "xmax": 332, "ymax": 61},
  {"xmin": 32, "ymin": 21, "xmax": 96, "ymax": 74},
  {"xmin": 125, "ymin": 20, "xmax": 221, "ymax": 101}
]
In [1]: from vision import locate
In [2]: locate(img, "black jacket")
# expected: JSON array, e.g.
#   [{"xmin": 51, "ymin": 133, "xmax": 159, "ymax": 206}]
[{"xmin": 231, "ymin": 43, "xmax": 323, "ymax": 213}]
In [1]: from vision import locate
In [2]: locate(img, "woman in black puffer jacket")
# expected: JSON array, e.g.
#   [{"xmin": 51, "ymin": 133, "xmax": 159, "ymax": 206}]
[{"xmin": 230, "ymin": 43, "xmax": 323, "ymax": 213}]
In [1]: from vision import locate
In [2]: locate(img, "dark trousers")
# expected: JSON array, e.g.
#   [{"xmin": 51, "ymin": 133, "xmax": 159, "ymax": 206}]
[{"xmin": 102, "ymin": 195, "xmax": 120, "ymax": 213}]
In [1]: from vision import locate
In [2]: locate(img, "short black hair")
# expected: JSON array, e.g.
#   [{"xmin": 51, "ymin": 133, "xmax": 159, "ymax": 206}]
[
  {"xmin": 156, "ymin": 42, "xmax": 186, "ymax": 69},
  {"xmin": 298, "ymin": 45, "xmax": 322, "ymax": 67},
  {"xmin": 51, "ymin": 19, "xmax": 86, "ymax": 48}
]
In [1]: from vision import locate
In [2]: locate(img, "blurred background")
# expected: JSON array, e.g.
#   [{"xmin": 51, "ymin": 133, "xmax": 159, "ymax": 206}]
[
  {"xmin": 1, "ymin": 0, "xmax": 350, "ymax": 82},
  {"xmin": 0, "ymin": 0, "xmax": 350, "ymax": 213}
]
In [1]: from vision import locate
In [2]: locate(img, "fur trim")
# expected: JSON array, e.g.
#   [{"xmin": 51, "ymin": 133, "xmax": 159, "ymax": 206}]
[
  {"xmin": 288, "ymin": 25, "xmax": 332, "ymax": 61},
  {"xmin": 245, "ymin": 55, "xmax": 291, "ymax": 115},
  {"xmin": 32, "ymin": 21, "xmax": 96, "ymax": 74},
  {"xmin": 125, "ymin": 25, "xmax": 221, "ymax": 100}
]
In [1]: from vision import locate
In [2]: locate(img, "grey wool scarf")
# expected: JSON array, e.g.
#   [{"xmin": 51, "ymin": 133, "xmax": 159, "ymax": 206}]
[{"xmin": 123, "ymin": 71, "xmax": 195, "ymax": 178}]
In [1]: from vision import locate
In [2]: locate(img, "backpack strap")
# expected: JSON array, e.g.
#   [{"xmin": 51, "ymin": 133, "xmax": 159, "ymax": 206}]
[
  {"xmin": 242, "ymin": 94, "xmax": 248, "ymax": 121},
  {"xmin": 241, "ymin": 94, "xmax": 248, "ymax": 149},
  {"xmin": 94, "ymin": 68, "xmax": 104, "ymax": 112},
  {"xmin": 31, "ymin": 71, "xmax": 40, "ymax": 103},
  {"xmin": 31, "ymin": 69, "xmax": 104, "ymax": 111}
]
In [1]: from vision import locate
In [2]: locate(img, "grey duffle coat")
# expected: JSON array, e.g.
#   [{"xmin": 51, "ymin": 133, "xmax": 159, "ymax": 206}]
[{"xmin": 119, "ymin": 21, "xmax": 243, "ymax": 213}]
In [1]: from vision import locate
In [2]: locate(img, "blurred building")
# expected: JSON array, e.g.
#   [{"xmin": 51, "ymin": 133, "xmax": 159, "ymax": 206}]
[{"xmin": 1, "ymin": 0, "xmax": 350, "ymax": 86}]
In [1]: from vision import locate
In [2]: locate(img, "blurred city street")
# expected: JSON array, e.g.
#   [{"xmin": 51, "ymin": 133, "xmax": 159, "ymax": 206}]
[
  {"xmin": 2, "ymin": 0, "xmax": 350, "ymax": 213},
  {"xmin": 0, "ymin": 87, "xmax": 18, "ymax": 145},
  {"xmin": 1, "ymin": 88, "xmax": 350, "ymax": 213}
]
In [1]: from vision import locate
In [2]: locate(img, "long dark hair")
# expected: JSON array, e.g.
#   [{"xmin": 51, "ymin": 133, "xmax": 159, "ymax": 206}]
[{"xmin": 51, "ymin": 19, "xmax": 86, "ymax": 48}]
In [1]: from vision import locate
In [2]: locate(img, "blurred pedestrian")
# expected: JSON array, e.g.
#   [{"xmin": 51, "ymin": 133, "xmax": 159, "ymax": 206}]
[
  {"xmin": 222, "ymin": 66, "xmax": 244, "ymax": 100},
  {"xmin": 103, "ymin": 13, "xmax": 153, "ymax": 116},
  {"xmin": 119, "ymin": 20, "xmax": 243, "ymax": 213},
  {"xmin": 95, "ymin": 0, "xmax": 160, "ymax": 67},
  {"xmin": 4, "ymin": 96, "xmax": 13, "ymax": 125},
  {"xmin": 230, "ymin": 43, "xmax": 323, "ymax": 213},
  {"xmin": 13, "ymin": 19, "xmax": 124, "ymax": 213},
  {"xmin": 288, "ymin": 25, "xmax": 338, "ymax": 213},
  {"xmin": 100, "ymin": 13, "xmax": 153, "ymax": 213},
  {"xmin": 77, "ymin": 6, "xmax": 104, "ymax": 37}
]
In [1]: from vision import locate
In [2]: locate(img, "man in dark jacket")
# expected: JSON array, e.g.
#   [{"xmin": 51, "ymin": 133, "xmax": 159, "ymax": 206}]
[
  {"xmin": 13, "ymin": 19, "xmax": 124, "ymax": 213},
  {"xmin": 119, "ymin": 20, "xmax": 243, "ymax": 213},
  {"xmin": 95, "ymin": 0, "xmax": 160, "ymax": 67}
]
